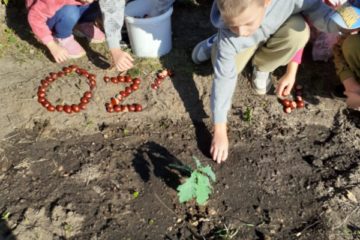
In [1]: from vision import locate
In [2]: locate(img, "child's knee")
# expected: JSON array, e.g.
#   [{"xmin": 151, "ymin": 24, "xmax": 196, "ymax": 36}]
[
  {"xmin": 57, "ymin": 5, "xmax": 81, "ymax": 25},
  {"xmin": 286, "ymin": 16, "xmax": 310, "ymax": 48}
]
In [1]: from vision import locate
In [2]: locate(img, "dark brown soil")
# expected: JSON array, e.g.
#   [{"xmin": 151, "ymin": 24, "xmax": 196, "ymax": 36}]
[{"xmin": 1, "ymin": 1, "xmax": 360, "ymax": 240}]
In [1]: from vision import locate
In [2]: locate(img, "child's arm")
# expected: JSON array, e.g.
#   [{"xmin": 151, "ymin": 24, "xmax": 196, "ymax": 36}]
[
  {"xmin": 275, "ymin": 49, "xmax": 303, "ymax": 97},
  {"xmin": 99, "ymin": 0, "xmax": 134, "ymax": 71},
  {"xmin": 27, "ymin": 0, "xmax": 56, "ymax": 45},
  {"xmin": 345, "ymin": 91, "xmax": 360, "ymax": 109},
  {"xmin": 45, "ymin": 41, "xmax": 69, "ymax": 63},
  {"xmin": 333, "ymin": 36, "xmax": 360, "ymax": 92},
  {"xmin": 28, "ymin": 0, "xmax": 70, "ymax": 62},
  {"xmin": 210, "ymin": 34, "xmax": 239, "ymax": 164},
  {"xmin": 211, "ymin": 123, "xmax": 228, "ymax": 164}
]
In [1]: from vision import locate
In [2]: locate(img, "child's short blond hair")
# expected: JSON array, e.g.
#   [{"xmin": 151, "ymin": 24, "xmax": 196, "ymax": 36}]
[{"xmin": 216, "ymin": 0, "xmax": 264, "ymax": 18}]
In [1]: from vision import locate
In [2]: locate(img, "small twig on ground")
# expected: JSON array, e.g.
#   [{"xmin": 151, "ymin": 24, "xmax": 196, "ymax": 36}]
[
  {"xmin": 334, "ymin": 206, "xmax": 360, "ymax": 230},
  {"xmin": 154, "ymin": 192, "xmax": 176, "ymax": 216},
  {"xmin": 295, "ymin": 219, "xmax": 321, "ymax": 238}
]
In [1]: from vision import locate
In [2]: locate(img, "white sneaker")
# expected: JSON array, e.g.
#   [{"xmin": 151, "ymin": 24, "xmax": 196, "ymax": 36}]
[
  {"xmin": 191, "ymin": 34, "xmax": 217, "ymax": 64},
  {"xmin": 251, "ymin": 67, "xmax": 272, "ymax": 95}
]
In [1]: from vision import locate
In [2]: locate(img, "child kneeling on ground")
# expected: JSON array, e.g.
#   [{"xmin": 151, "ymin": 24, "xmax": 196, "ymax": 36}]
[
  {"xmin": 26, "ymin": 0, "xmax": 105, "ymax": 63},
  {"xmin": 328, "ymin": 0, "xmax": 360, "ymax": 110},
  {"xmin": 191, "ymin": 0, "xmax": 340, "ymax": 163}
]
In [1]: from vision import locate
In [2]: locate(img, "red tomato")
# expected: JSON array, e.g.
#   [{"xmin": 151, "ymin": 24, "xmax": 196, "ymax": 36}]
[
  {"xmin": 118, "ymin": 76, "xmax": 125, "ymax": 82},
  {"xmin": 111, "ymin": 77, "xmax": 118, "ymax": 83},
  {"xmin": 132, "ymin": 78, "xmax": 141, "ymax": 84},
  {"xmin": 114, "ymin": 105, "xmax": 121, "ymax": 112},
  {"xmin": 56, "ymin": 105, "xmax": 64, "ymax": 112},
  {"xmin": 47, "ymin": 105, "xmax": 55, "ymax": 112},
  {"xmin": 103, "ymin": 76, "xmax": 110, "ymax": 83},
  {"xmin": 80, "ymin": 97, "xmax": 89, "ymax": 104},
  {"xmin": 125, "ymin": 87, "xmax": 132, "ymax": 94},
  {"xmin": 151, "ymin": 83, "xmax": 159, "ymax": 90},
  {"xmin": 71, "ymin": 104, "xmax": 80, "ymax": 113},
  {"xmin": 131, "ymin": 84, "xmax": 139, "ymax": 91},
  {"xmin": 134, "ymin": 104, "xmax": 143, "ymax": 112},
  {"xmin": 84, "ymin": 91, "xmax": 92, "ymax": 99},
  {"xmin": 296, "ymin": 100, "xmax": 305, "ymax": 108},
  {"xmin": 125, "ymin": 75, "xmax": 132, "ymax": 83},
  {"xmin": 63, "ymin": 105, "xmax": 71, "ymax": 113}
]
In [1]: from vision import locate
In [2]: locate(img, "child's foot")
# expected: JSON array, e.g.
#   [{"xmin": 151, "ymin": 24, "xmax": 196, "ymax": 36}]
[
  {"xmin": 74, "ymin": 22, "xmax": 105, "ymax": 44},
  {"xmin": 56, "ymin": 35, "xmax": 86, "ymax": 59},
  {"xmin": 252, "ymin": 67, "xmax": 272, "ymax": 95},
  {"xmin": 191, "ymin": 34, "xmax": 217, "ymax": 64}
]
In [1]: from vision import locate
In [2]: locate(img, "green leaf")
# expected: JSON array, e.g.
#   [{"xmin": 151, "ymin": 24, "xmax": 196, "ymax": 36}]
[
  {"xmin": 192, "ymin": 156, "xmax": 202, "ymax": 168},
  {"xmin": 200, "ymin": 166, "xmax": 216, "ymax": 182},
  {"xmin": 243, "ymin": 107, "xmax": 252, "ymax": 122},
  {"xmin": 1, "ymin": 212, "xmax": 10, "ymax": 221},
  {"xmin": 195, "ymin": 173, "xmax": 212, "ymax": 205},
  {"xmin": 133, "ymin": 191, "xmax": 139, "ymax": 199},
  {"xmin": 177, "ymin": 172, "xmax": 196, "ymax": 203}
]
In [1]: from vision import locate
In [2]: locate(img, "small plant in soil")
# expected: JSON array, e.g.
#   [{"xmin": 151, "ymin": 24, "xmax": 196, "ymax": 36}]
[
  {"xmin": 1, "ymin": 211, "xmax": 10, "ymax": 221},
  {"xmin": 214, "ymin": 224, "xmax": 239, "ymax": 240},
  {"xmin": 175, "ymin": 156, "xmax": 216, "ymax": 205},
  {"xmin": 243, "ymin": 107, "xmax": 252, "ymax": 122}
]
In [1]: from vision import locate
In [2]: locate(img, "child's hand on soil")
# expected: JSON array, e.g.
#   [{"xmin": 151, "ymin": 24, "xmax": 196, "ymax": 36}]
[
  {"xmin": 110, "ymin": 48, "xmax": 134, "ymax": 72},
  {"xmin": 210, "ymin": 123, "xmax": 229, "ymax": 164},
  {"xmin": 46, "ymin": 41, "xmax": 69, "ymax": 63},
  {"xmin": 344, "ymin": 91, "xmax": 360, "ymax": 110},
  {"xmin": 275, "ymin": 71, "xmax": 296, "ymax": 97}
]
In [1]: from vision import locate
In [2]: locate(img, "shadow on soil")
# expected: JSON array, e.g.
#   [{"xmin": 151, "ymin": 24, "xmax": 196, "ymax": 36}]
[
  {"xmin": 0, "ymin": 220, "xmax": 16, "ymax": 240},
  {"xmin": 132, "ymin": 141, "xmax": 190, "ymax": 191}
]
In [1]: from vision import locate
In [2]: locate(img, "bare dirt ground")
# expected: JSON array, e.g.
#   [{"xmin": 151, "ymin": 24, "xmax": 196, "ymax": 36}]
[{"xmin": 0, "ymin": 1, "xmax": 360, "ymax": 240}]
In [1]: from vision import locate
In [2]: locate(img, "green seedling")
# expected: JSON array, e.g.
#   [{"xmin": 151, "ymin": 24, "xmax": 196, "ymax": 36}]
[
  {"xmin": 214, "ymin": 224, "xmax": 239, "ymax": 240},
  {"xmin": 1, "ymin": 211, "xmax": 10, "ymax": 221},
  {"xmin": 133, "ymin": 191, "xmax": 139, "ymax": 199},
  {"xmin": 123, "ymin": 128, "xmax": 129, "ymax": 136},
  {"xmin": 176, "ymin": 156, "xmax": 216, "ymax": 205},
  {"xmin": 243, "ymin": 107, "xmax": 252, "ymax": 122},
  {"xmin": 127, "ymin": 68, "xmax": 141, "ymax": 78}
]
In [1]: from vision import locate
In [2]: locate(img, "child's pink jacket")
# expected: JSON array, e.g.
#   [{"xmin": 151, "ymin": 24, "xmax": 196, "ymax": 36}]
[{"xmin": 26, "ymin": 0, "xmax": 85, "ymax": 44}]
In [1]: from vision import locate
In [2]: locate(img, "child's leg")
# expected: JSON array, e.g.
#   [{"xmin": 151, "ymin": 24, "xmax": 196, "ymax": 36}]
[
  {"xmin": 47, "ymin": 5, "xmax": 82, "ymax": 39},
  {"xmin": 253, "ymin": 14, "xmax": 310, "ymax": 72},
  {"xmin": 74, "ymin": 2, "xmax": 105, "ymax": 43},
  {"xmin": 211, "ymin": 42, "xmax": 258, "ymax": 74},
  {"xmin": 342, "ymin": 34, "xmax": 360, "ymax": 82},
  {"xmin": 78, "ymin": 2, "xmax": 101, "ymax": 23}
]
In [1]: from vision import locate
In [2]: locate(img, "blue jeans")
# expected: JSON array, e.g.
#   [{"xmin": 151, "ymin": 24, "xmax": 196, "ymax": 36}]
[{"xmin": 47, "ymin": 2, "xmax": 100, "ymax": 39}]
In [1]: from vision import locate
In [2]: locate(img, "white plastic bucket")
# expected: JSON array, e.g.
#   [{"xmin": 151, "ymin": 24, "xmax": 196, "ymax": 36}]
[{"xmin": 125, "ymin": 0, "xmax": 173, "ymax": 58}]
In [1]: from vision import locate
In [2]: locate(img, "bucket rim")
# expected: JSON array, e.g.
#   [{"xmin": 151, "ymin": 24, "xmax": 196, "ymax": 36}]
[{"xmin": 125, "ymin": 6, "xmax": 173, "ymax": 25}]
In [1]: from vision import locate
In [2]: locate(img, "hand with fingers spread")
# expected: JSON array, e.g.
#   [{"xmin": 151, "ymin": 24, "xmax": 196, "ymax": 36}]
[
  {"xmin": 210, "ymin": 123, "xmax": 229, "ymax": 164},
  {"xmin": 46, "ymin": 41, "xmax": 69, "ymax": 63},
  {"xmin": 110, "ymin": 48, "xmax": 134, "ymax": 72},
  {"xmin": 276, "ymin": 62, "xmax": 298, "ymax": 97}
]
